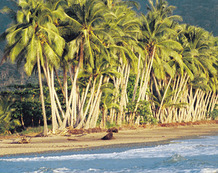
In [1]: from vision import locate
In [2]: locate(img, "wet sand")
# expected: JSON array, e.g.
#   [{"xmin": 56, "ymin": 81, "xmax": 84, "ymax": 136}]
[{"xmin": 0, "ymin": 122, "xmax": 218, "ymax": 156}]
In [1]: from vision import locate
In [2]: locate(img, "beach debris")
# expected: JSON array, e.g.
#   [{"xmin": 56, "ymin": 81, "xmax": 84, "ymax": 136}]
[
  {"xmin": 67, "ymin": 138, "xmax": 78, "ymax": 141},
  {"xmin": 101, "ymin": 132, "xmax": 114, "ymax": 140},
  {"xmin": 107, "ymin": 127, "xmax": 119, "ymax": 133},
  {"xmin": 68, "ymin": 128, "xmax": 85, "ymax": 135},
  {"xmin": 64, "ymin": 134, "xmax": 71, "ymax": 137},
  {"xmin": 67, "ymin": 127, "xmax": 104, "ymax": 135},
  {"xmin": 86, "ymin": 127, "xmax": 103, "ymax": 133},
  {"xmin": 35, "ymin": 133, "xmax": 44, "ymax": 137},
  {"xmin": 18, "ymin": 137, "xmax": 31, "ymax": 144}
]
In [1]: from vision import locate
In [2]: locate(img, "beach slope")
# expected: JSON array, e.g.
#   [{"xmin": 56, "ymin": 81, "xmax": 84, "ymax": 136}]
[{"xmin": 0, "ymin": 122, "xmax": 218, "ymax": 156}]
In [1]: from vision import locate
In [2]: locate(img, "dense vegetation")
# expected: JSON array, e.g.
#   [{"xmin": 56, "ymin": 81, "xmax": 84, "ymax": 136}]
[
  {"xmin": 0, "ymin": 84, "xmax": 51, "ymax": 134},
  {"xmin": 0, "ymin": 0, "xmax": 217, "ymax": 88},
  {"xmin": 0, "ymin": 0, "xmax": 217, "ymax": 135}
]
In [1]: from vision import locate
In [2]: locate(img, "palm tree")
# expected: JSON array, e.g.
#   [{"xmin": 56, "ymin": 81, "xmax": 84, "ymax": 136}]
[
  {"xmin": 84, "ymin": 51, "xmax": 120, "ymax": 129},
  {"xmin": 57, "ymin": 0, "xmax": 113, "ymax": 129},
  {"xmin": 1, "ymin": 0, "xmax": 216, "ymax": 129},
  {"xmin": 177, "ymin": 24, "xmax": 218, "ymax": 122},
  {"xmin": 100, "ymin": 84, "xmax": 119, "ymax": 128},
  {"xmin": 180, "ymin": 25, "xmax": 217, "ymax": 79},
  {"xmin": 135, "ymin": 0, "xmax": 183, "ymax": 122},
  {"xmin": 101, "ymin": 0, "xmax": 141, "ymax": 126},
  {"xmin": 2, "ymin": 0, "xmax": 65, "ymax": 135}
]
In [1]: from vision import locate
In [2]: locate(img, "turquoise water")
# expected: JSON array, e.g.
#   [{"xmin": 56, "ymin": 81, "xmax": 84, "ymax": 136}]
[{"xmin": 0, "ymin": 135, "xmax": 218, "ymax": 173}]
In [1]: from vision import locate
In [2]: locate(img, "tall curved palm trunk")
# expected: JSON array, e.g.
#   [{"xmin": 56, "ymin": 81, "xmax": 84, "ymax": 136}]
[{"xmin": 37, "ymin": 52, "xmax": 48, "ymax": 136}]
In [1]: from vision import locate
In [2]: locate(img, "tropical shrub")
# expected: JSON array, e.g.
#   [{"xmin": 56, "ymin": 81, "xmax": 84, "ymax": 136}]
[
  {"xmin": 209, "ymin": 104, "xmax": 218, "ymax": 120},
  {"xmin": 0, "ymin": 96, "xmax": 21, "ymax": 134},
  {"xmin": 126, "ymin": 100, "xmax": 155, "ymax": 124}
]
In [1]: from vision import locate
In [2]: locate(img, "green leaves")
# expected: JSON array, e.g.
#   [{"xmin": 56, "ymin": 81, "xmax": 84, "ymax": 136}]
[
  {"xmin": 1, "ymin": 0, "xmax": 217, "ymax": 129},
  {"xmin": 179, "ymin": 24, "xmax": 218, "ymax": 88},
  {"xmin": 4, "ymin": 0, "xmax": 66, "ymax": 75},
  {"xmin": 0, "ymin": 95, "xmax": 21, "ymax": 134},
  {"xmin": 159, "ymin": 40, "xmax": 183, "ymax": 51},
  {"xmin": 17, "ymin": 10, "xmax": 25, "ymax": 23},
  {"xmin": 25, "ymin": 34, "xmax": 37, "ymax": 76}
]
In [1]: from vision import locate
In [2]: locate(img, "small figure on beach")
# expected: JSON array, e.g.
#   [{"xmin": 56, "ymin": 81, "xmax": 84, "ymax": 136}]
[{"xmin": 101, "ymin": 132, "xmax": 114, "ymax": 140}]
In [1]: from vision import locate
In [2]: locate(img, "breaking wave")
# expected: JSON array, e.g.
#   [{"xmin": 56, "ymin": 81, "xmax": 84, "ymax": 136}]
[{"xmin": 1, "ymin": 136, "xmax": 218, "ymax": 173}]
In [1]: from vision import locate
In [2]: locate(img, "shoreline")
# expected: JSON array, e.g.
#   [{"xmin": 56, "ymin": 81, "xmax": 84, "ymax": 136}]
[{"xmin": 1, "ymin": 122, "xmax": 218, "ymax": 157}]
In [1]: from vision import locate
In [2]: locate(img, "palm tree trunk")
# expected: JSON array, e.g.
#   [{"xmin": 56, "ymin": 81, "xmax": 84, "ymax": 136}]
[
  {"xmin": 101, "ymin": 106, "xmax": 107, "ymax": 128},
  {"xmin": 137, "ymin": 46, "xmax": 156, "ymax": 102},
  {"xmin": 187, "ymin": 88, "xmax": 199, "ymax": 121},
  {"xmin": 157, "ymin": 77, "xmax": 172, "ymax": 123},
  {"xmin": 132, "ymin": 54, "xmax": 141, "ymax": 101},
  {"xmin": 76, "ymin": 77, "xmax": 97, "ymax": 129},
  {"xmin": 47, "ymin": 67, "xmax": 58, "ymax": 133},
  {"xmin": 60, "ymin": 65, "xmax": 79, "ymax": 129},
  {"xmin": 37, "ymin": 52, "xmax": 48, "ymax": 136},
  {"xmin": 90, "ymin": 92, "xmax": 102, "ymax": 128},
  {"xmin": 63, "ymin": 67, "xmax": 68, "ymax": 107},
  {"xmin": 85, "ymin": 75, "xmax": 103, "ymax": 129},
  {"xmin": 53, "ymin": 88, "xmax": 65, "ymax": 119},
  {"xmin": 152, "ymin": 72, "xmax": 161, "ymax": 100},
  {"xmin": 54, "ymin": 67, "xmax": 65, "ymax": 97},
  {"xmin": 76, "ymin": 76, "xmax": 92, "ymax": 126}
]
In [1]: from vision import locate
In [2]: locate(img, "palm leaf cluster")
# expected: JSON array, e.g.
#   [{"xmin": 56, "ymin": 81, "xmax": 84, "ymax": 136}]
[{"xmin": 1, "ymin": 0, "xmax": 217, "ymax": 135}]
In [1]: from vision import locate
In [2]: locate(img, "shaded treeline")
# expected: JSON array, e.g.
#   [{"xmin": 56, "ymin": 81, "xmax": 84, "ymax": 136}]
[
  {"xmin": 0, "ymin": 84, "xmax": 47, "ymax": 133},
  {"xmin": 0, "ymin": 0, "xmax": 217, "ymax": 135}
]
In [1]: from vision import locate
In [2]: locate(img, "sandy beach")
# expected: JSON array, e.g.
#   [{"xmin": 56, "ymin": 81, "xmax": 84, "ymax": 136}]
[{"xmin": 0, "ymin": 121, "xmax": 218, "ymax": 156}]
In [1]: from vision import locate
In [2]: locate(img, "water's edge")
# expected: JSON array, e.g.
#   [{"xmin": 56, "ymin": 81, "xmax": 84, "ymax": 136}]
[{"xmin": 2, "ymin": 131, "xmax": 218, "ymax": 158}]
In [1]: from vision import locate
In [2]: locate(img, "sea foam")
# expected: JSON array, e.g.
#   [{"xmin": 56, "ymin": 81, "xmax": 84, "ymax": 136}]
[{"xmin": 1, "ymin": 136, "xmax": 218, "ymax": 162}]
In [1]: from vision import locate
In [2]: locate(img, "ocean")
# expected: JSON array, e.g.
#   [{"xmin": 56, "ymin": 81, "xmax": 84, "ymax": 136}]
[{"xmin": 0, "ymin": 135, "xmax": 218, "ymax": 173}]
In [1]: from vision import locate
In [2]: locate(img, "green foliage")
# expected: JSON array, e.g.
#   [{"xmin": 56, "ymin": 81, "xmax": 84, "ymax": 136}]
[
  {"xmin": 127, "ymin": 74, "xmax": 139, "ymax": 101},
  {"xmin": 12, "ymin": 101, "xmax": 44, "ymax": 127},
  {"xmin": 126, "ymin": 100, "xmax": 156, "ymax": 124},
  {"xmin": 19, "ymin": 125, "xmax": 52, "ymax": 135},
  {"xmin": 0, "ymin": 96, "xmax": 21, "ymax": 134},
  {"xmin": 136, "ymin": 100, "xmax": 156, "ymax": 124},
  {"xmin": 106, "ymin": 122, "xmax": 117, "ymax": 129},
  {"xmin": 0, "ymin": 0, "xmax": 217, "ymax": 130},
  {"xmin": 209, "ymin": 104, "xmax": 218, "ymax": 120},
  {"xmin": 0, "ymin": 84, "xmax": 53, "ymax": 134}
]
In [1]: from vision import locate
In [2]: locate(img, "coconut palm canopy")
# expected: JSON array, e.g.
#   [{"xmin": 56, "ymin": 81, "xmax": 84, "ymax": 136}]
[{"xmin": 0, "ymin": 0, "xmax": 217, "ymax": 135}]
